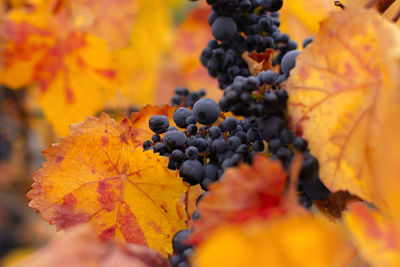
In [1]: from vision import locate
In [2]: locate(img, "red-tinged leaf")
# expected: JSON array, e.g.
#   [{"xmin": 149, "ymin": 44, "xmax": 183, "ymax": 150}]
[
  {"xmin": 344, "ymin": 202, "xmax": 400, "ymax": 267},
  {"xmin": 9, "ymin": 224, "xmax": 169, "ymax": 267},
  {"xmin": 190, "ymin": 155, "xmax": 291, "ymax": 245},
  {"xmin": 27, "ymin": 113, "xmax": 188, "ymax": 255},
  {"xmin": 69, "ymin": 0, "xmax": 138, "ymax": 49},
  {"xmin": 1, "ymin": 6, "xmax": 117, "ymax": 135}
]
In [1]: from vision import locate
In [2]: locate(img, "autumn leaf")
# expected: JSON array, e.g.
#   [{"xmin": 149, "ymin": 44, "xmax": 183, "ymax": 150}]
[
  {"xmin": 344, "ymin": 202, "xmax": 400, "ymax": 267},
  {"xmin": 190, "ymin": 155, "xmax": 293, "ymax": 244},
  {"xmin": 27, "ymin": 113, "xmax": 188, "ymax": 255},
  {"xmin": 285, "ymin": 7, "xmax": 400, "ymax": 203},
  {"xmin": 156, "ymin": 5, "xmax": 221, "ymax": 105},
  {"xmin": 241, "ymin": 49, "xmax": 274, "ymax": 76},
  {"xmin": 193, "ymin": 215, "xmax": 355, "ymax": 267},
  {"xmin": 113, "ymin": 0, "xmax": 178, "ymax": 107},
  {"xmin": 279, "ymin": 0, "xmax": 336, "ymax": 47},
  {"xmin": 1, "ymin": 5, "xmax": 117, "ymax": 135},
  {"xmin": 8, "ymin": 224, "xmax": 170, "ymax": 267},
  {"xmin": 130, "ymin": 105, "xmax": 177, "ymax": 144},
  {"xmin": 69, "ymin": 0, "xmax": 138, "ymax": 50}
]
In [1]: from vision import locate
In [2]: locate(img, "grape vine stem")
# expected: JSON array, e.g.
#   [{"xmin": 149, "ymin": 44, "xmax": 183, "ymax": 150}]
[{"xmin": 364, "ymin": 0, "xmax": 396, "ymax": 13}]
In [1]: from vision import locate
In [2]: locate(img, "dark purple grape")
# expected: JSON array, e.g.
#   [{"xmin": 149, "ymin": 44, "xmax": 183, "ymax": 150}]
[
  {"xmin": 192, "ymin": 98, "xmax": 220, "ymax": 125},
  {"xmin": 211, "ymin": 17, "xmax": 237, "ymax": 41},
  {"xmin": 149, "ymin": 115, "xmax": 169, "ymax": 134}
]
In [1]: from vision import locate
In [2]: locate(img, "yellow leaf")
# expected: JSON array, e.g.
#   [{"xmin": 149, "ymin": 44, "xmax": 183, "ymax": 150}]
[
  {"xmin": 156, "ymin": 5, "xmax": 220, "ymax": 104},
  {"xmin": 279, "ymin": 0, "xmax": 336, "ymax": 47},
  {"xmin": 344, "ymin": 203, "xmax": 400, "ymax": 267},
  {"xmin": 1, "ymin": 6, "xmax": 117, "ymax": 135},
  {"xmin": 27, "ymin": 113, "xmax": 188, "ymax": 255},
  {"xmin": 113, "ymin": 0, "xmax": 176, "ymax": 107},
  {"xmin": 194, "ymin": 215, "xmax": 355, "ymax": 267},
  {"xmin": 284, "ymin": 7, "xmax": 400, "ymax": 203}
]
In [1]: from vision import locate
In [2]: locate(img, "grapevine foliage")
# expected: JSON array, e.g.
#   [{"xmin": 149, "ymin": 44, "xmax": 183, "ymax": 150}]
[{"xmin": 23, "ymin": 0, "xmax": 400, "ymax": 266}]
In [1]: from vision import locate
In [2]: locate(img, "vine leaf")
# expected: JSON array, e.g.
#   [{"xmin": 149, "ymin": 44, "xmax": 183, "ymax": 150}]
[
  {"xmin": 69, "ymin": 0, "xmax": 139, "ymax": 50},
  {"xmin": 1, "ymin": 5, "xmax": 117, "ymax": 135},
  {"xmin": 156, "ymin": 5, "xmax": 221, "ymax": 104},
  {"xmin": 27, "ymin": 113, "xmax": 188, "ymax": 255},
  {"xmin": 285, "ymin": 7, "xmax": 400, "ymax": 204},
  {"xmin": 11, "ymin": 224, "xmax": 170, "ymax": 267},
  {"xmin": 130, "ymin": 105, "xmax": 177, "ymax": 144},
  {"xmin": 279, "ymin": 0, "xmax": 336, "ymax": 46},
  {"xmin": 193, "ymin": 215, "xmax": 355, "ymax": 267},
  {"xmin": 190, "ymin": 155, "xmax": 295, "ymax": 245},
  {"xmin": 344, "ymin": 202, "xmax": 400, "ymax": 267}
]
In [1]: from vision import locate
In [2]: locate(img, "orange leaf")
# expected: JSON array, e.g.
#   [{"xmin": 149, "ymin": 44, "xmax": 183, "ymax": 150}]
[
  {"xmin": 285, "ymin": 7, "xmax": 400, "ymax": 203},
  {"xmin": 9, "ymin": 224, "xmax": 169, "ymax": 267},
  {"xmin": 1, "ymin": 6, "xmax": 117, "ymax": 135},
  {"xmin": 344, "ymin": 202, "xmax": 400, "ymax": 267},
  {"xmin": 193, "ymin": 215, "xmax": 355, "ymax": 267},
  {"xmin": 27, "ymin": 113, "xmax": 188, "ymax": 255},
  {"xmin": 185, "ymin": 184, "xmax": 204, "ymax": 228},
  {"xmin": 130, "ymin": 105, "xmax": 177, "ymax": 144},
  {"xmin": 190, "ymin": 155, "xmax": 291, "ymax": 245}
]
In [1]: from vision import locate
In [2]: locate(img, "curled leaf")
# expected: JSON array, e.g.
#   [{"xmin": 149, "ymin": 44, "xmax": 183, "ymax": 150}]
[
  {"xmin": 241, "ymin": 49, "xmax": 274, "ymax": 76},
  {"xmin": 27, "ymin": 113, "xmax": 188, "ymax": 255}
]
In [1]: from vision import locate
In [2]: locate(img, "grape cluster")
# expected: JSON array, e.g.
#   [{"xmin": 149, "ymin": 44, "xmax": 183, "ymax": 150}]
[
  {"xmin": 159, "ymin": 1, "xmax": 323, "ymax": 265},
  {"xmin": 144, "ymin": 98, "xmax": 266, "ymax": 191},
  {"xmin": 171, "ymin": 87, "xmax": 206, "ymax": 108},
  {"xmin": 219, "ymin": 71, "xmax": 288, "ymax": 117},
  {"xmin": 201, "ymin": 0, "xmax": 299, "ymax": 89}
]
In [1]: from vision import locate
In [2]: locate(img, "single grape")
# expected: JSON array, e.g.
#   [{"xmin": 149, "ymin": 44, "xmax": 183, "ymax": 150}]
[
  {"xmin": 192, "ymin": 98, "xmax": 220, "ymax": 125},
  {"xmin": 163, "ymin": 130, "xmax": 187, "ymax": 150},
  {"xmin": 179, "ymin": 160, "xmax": 204, "ymax": 185},
  {"xmin": 173, "ymin": 108, "xmax": 192, "ymax": 128},
  {"xmin": 211, "ymin": 17, "xmax": 237, "ymax": 41},
  {"xmin": 149, "ymin": 115, "xmax": 169, "ymax": 134}
]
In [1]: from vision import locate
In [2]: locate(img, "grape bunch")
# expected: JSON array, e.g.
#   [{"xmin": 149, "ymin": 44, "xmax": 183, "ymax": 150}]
[
  {"xmin": 150, "ymin": 1, "xmax": 325, "ymax": 266},
  {"xmin": 144, "ymin": 98, "xmax": 266, "ymax": 191},
  {"xmin": 201, "ymin": 0, "xmax": 299, "ymax": 89},
  {"xmin": 219, "ymin": 71, "xmax": 287, "ymax": 117}
]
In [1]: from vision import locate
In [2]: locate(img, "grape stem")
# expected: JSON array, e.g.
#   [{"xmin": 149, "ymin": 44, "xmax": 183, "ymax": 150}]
[
  {"xmin": 334, "ymin": 0, "xmax": 345, "ymax": 10},
  {"xmin": 392, "ymin": 7, "xmax": 400, "ymax": 22},
  {"xmin": 364, "ymin": 0, "xmax": 396, "ymax": 13}
]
